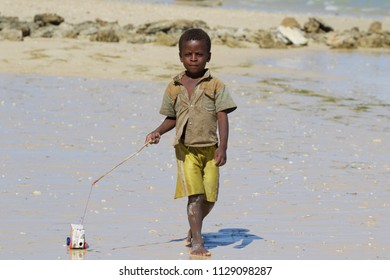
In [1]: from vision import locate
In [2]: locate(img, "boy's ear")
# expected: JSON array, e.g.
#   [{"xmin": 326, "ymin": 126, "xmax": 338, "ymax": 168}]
[
  {"xmin": 179, "ymin": 52, "xmax": 183, "ymax": 62},
  {"xmin": 207, "ymin": 52, "xmax": 212, "ymax": 62}
]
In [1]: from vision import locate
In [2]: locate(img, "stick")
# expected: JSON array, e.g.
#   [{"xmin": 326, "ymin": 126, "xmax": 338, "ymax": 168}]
[
  {"xmin": 91, "ymin": 141, "xmax": 151, "ymax": 186},
  {"xmin": 81, "ymin": 141, "xmax": 151, "ymax": 225}
]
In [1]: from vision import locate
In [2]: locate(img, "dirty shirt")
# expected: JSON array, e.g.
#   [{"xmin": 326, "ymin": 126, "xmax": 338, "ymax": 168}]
[{"xmin": 159, "ymin": 69, "xmax": 237, "ymax": 147}]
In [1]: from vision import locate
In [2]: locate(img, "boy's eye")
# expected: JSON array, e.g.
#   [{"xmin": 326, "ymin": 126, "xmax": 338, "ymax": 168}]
[{"xmin": 185, "ymin": 53, "xmax": 203, "ymax": 57}]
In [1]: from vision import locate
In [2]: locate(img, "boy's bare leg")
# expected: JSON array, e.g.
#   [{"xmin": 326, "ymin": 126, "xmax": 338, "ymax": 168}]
[
  {"xmin": 186, "ymin": 199, "xmax": 214, "ymax": 246},
  {"xmin": 187, "ymin": 194, "xmax": 214, "ymax": 256}
]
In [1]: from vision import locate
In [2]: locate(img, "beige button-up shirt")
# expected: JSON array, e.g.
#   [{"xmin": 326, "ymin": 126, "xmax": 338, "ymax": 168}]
[{"xmin": 159, "ymin": 70, "xmax": 237, "ymax": 147}]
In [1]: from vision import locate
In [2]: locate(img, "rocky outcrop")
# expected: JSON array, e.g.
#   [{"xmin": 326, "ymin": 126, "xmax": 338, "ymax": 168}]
[{"xmin": 1, "ymin": 13, "xmax": 389, "ymax": 50}]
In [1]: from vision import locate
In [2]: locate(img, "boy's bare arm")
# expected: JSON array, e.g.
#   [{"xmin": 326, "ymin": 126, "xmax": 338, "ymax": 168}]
[
  {"xmin": 145, "ymin": 117, "xmax": 176, "ymax": 144},
  {"xmin": 214, "ymin": 111, "xmax": 229, "ymax": 166}
]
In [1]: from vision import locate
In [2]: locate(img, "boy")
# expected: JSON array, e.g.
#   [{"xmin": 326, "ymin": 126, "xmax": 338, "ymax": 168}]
[{"xmin": 145, "ymin": 28, "xmax": 237, "ymax": 256}]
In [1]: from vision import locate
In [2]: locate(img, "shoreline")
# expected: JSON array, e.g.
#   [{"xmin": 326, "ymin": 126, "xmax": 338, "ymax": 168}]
[
  {"xmin": 1, "ymin": 0, "xmax": 390, "ymax": 30},
  {"xmin": 1, "ymin": 0, "xmax": 390, "ymax": 81}
]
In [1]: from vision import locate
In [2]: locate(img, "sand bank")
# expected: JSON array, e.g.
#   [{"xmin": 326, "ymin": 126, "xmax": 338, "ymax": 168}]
[{"xmin": 1, "ymin": 0, "xmax": 390, "ymax": 80}]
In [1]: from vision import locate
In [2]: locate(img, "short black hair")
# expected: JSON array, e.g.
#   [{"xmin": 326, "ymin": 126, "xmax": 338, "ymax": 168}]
[{"xmin": 178, "ymin": 28, "xmax": 211, "ymax": 53}]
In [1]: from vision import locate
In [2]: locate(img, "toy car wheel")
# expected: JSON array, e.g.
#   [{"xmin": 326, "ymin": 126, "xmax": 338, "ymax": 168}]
[{"xmin": 66, "ymin": 237, "xmax": 70, "ymax": 246}]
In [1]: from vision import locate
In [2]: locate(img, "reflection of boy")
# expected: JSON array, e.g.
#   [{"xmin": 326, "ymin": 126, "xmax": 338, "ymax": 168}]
[{"xmin": 145, "ymin": 28, "xmax": 237, "ymax": 256}]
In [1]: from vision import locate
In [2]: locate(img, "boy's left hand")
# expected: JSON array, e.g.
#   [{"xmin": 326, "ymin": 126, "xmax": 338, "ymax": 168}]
[{"xmin": 214, "ymin": 147, "xmax": 227, "ymax": 167}]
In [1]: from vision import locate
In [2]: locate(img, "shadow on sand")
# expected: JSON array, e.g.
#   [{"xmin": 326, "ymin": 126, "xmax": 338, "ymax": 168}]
[
  {"xmin": 170, "ymin": 228, "xmax": 262, "ymax": 250},
  {"xmin": 203, "ymin": 228, "xmax": 262, "ymax": 250}
]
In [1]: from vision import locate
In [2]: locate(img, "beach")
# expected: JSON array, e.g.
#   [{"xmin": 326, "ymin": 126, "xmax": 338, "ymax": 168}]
[{"xmin": 1, "ymin": 0, "xmax": 390, "ymax": 261}]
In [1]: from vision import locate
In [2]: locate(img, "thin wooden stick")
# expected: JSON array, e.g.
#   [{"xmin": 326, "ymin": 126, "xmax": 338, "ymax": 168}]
[
  {"xmin": 80, "ymin": 141, "xmax": 151, "ymax": 225},
  {"xmin": 91, "ymin": 141, "xmax": 151, "ymax": 186}
]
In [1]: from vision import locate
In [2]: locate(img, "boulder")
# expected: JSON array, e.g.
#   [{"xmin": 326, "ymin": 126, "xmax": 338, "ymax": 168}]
[
  {"xmin": 256, "ymin": 30, "xmax": 287, "ymax": 49},
  {"xmin": 0, "ymin": 27, "xmax": 23, "ymax": 41},
  {"xmin": 30, "ymin": 25, "xmax": 58, "ymax": 38},
  {"xmin": 91, "ymin": 29, "xmax": 120, "ymax": 42},
  {"xmin": 126, "ymin": 33, "xmax": 148, "ymax": 44},
  {"xmin": 155, "ymin": 32, "xmax": 178, "ymax": 46},
  {"xmin": 326, "ymin": 32, "xmax": 358, "ymax": 49},
  {"xmin": 1, "ymin": 12, "xmax": 390, "ymax": 50},
  {"xmin": 280, "ymin": 17, "xmax": 301, "ymax": 29},
  {"xmin": 304, "ymin": 17, "xmax": 333, "ymax": 33},
  {"xmin": 34, "ymin": 13, "xmax": 64, "ymax": 26},
  {"xmin": 383, "ymin": 33, "xmax": 390, "ymax": 48},
  {"xmin": 53, "ymin": 22, "xmax": 78, "ymax": 39},
  {"xmin": 73, "ymin": 21, "xmax": 99, "ymax": 36},
  {"xmin": 368, "ymin": 21, "xmax": 382, "ymax": 34},
  {"xmin": 211, "ymin": 26, "xmax": 249, "ymax": 48},
  {"xmin": 276, "ymin": 25, "xmax": 308, "ymax": 46},
  {"xmin": 358, "ymin": 33, "xmax": 384, "ymax": 48}
]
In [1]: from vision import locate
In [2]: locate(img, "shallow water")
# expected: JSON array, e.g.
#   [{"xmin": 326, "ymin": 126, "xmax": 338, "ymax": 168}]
[
  {"xmin": 1, "ymin": 49, "xmax": 390, "ymax": 259},
  {"xmin": 120, "ymin": 0, "xmax": 390, "ymax": 17}
]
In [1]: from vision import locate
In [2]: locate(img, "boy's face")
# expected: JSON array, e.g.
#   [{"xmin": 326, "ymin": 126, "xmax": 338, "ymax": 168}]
[{"xmin": 179, "ymin": 39, "xmax": 211, "ymax": 78}]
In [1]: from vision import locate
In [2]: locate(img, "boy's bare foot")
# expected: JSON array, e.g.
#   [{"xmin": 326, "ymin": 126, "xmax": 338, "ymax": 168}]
[{"xmin": 190, "ymin": 243, "xmax": 211, "ymax": 257}]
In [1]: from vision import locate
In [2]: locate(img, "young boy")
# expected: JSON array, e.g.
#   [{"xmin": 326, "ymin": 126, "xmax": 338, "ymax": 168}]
[{"xmin": 145, "ymin": 28, "xmax": 237, "ymax": 256}]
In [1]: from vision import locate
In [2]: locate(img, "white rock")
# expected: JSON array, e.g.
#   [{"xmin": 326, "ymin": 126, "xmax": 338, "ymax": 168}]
[{"xmin": 276, "ymin": 26, "xmax": 308, "ymax": 46}]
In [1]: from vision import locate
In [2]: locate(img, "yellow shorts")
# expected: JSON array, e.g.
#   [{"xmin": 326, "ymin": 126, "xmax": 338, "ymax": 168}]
[{"xmin": 174, "ymin": 142, "xmax": 219, "ymax": 202}]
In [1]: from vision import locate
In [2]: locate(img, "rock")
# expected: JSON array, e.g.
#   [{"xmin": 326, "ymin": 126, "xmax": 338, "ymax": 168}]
[
  {"xmin": 0, "ymin": 16, "xmax": 19, "ymax": 23},
  {"xmin": 30, "ymin": 25, "xmax": 58, "ymax": 38},
  {"xmin": 211, "ymin": 26, "xmax": 249, "ymax": 48},
  {"xmin": 256, "ymin": 30, "xmax": 286, "ymax": 49},
  {"xmin": 368, "ymin": 21, "xmax": 382, "ymax": 34},
  {"xmin": 95, "ymin": 18, "xmax": 118, "ymax": 28},
  {"xmin": 0, "ymin": 20, "xmax": 31, "ymax": 37},
  {"xmin": 280, "ymin": 17, "xmax": 301, "ymax": 29},
  {"xmin": 306, "ymin": 33, "xmax": 327, "ymax": 45},
  {"xmin": 126, "ymin": 33, "xmax": 148, "ymax": 44},
  {"xmin": 383, "ymin": 33, "xmax": 390, "ymax": 48},
  {"xmin": 155, "ymin": 32, "xmax": 178, "ymax": 46},
  {"xmin": 326, "ymin": 32, "xmax": 358, "ymax": 49},
  {"xmin": 137, "ymin": 19, "xmax": 208, "ymax": 35},
  {"xmin": 134, "ymin": 19, "xmax": 209, "ymax": 45},
  {"xmin": 276, "ymin": 26, "xmax": 308, "ymax": 46},
  {"xmin": 224, "ymin": 35, "xmax": 248, "ymax": 48},
  {"xmin": 12, "ymin": 21, "xmax": 32, "ymax": 37},
  {"xmin": 90, "ymin": 29, "xmax": 120, "ymax": 42},
  {"xmin": 34, "ymin": 13, "xmax": 64, "ymax": 26},
  {"xmin": 0, "ymin": 27, "xmax": 23, "ymax": 41},
  {"xmin": 115, "ymin": 23, "xmax": 135, "ymax": 41},
  {"xmin": 1, "ymin": 13, "xmax": 390, "ymax": 50},
  {"xmin": 359, "ymin": 33, "xmax": 384, "ymax": 48},
  {"xmin": 0, "ymin": 16, "xmax": 32, "ymax": 37},
  {"xmin": 73, "ymin": 21, "xmax": 99, "ymax": 37},
  {"xmin": 304, "ymin": 17, "xmax": 333, "ymax": 33},
  {"xmin": 53, "ymin": 22, "xmax": 78, "ymax": 39}
]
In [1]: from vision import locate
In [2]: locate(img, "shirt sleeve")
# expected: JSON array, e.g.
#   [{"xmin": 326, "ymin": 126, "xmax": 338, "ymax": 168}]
[
  {"xmin": 159, "ymin": 86, "xmax": 177, "ymax": 118},
  {"xmin": 215, "ymin": 85, "xmax": 237, "ymax": 114}
]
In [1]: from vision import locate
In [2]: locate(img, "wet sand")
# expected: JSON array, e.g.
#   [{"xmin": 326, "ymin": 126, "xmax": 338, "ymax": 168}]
[{"xmin": 1, "ymin": 0, "xmax": 390, "ymax": 260}]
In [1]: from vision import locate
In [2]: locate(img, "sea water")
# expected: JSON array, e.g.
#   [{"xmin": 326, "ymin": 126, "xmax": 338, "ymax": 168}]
[{"xmin": 119, "ymin": 0, "xmax": 390, "ymax": 18}]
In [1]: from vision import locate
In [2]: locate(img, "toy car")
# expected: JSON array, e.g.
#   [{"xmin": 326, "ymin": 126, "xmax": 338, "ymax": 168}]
[{"xmin": 66, "ymin": 224, "xmax": 87, "ymax": 249}]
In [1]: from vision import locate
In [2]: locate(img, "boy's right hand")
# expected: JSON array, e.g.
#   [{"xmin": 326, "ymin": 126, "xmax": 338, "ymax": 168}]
[{"xmin": 145, "ymin": 131, "xmax": 161, "ymax": 144}]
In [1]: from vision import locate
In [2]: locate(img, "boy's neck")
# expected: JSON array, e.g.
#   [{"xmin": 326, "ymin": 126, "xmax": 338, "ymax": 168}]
[{"xmin": 184, "ymin": 69, "xmax": 206, "ymax": 80}]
